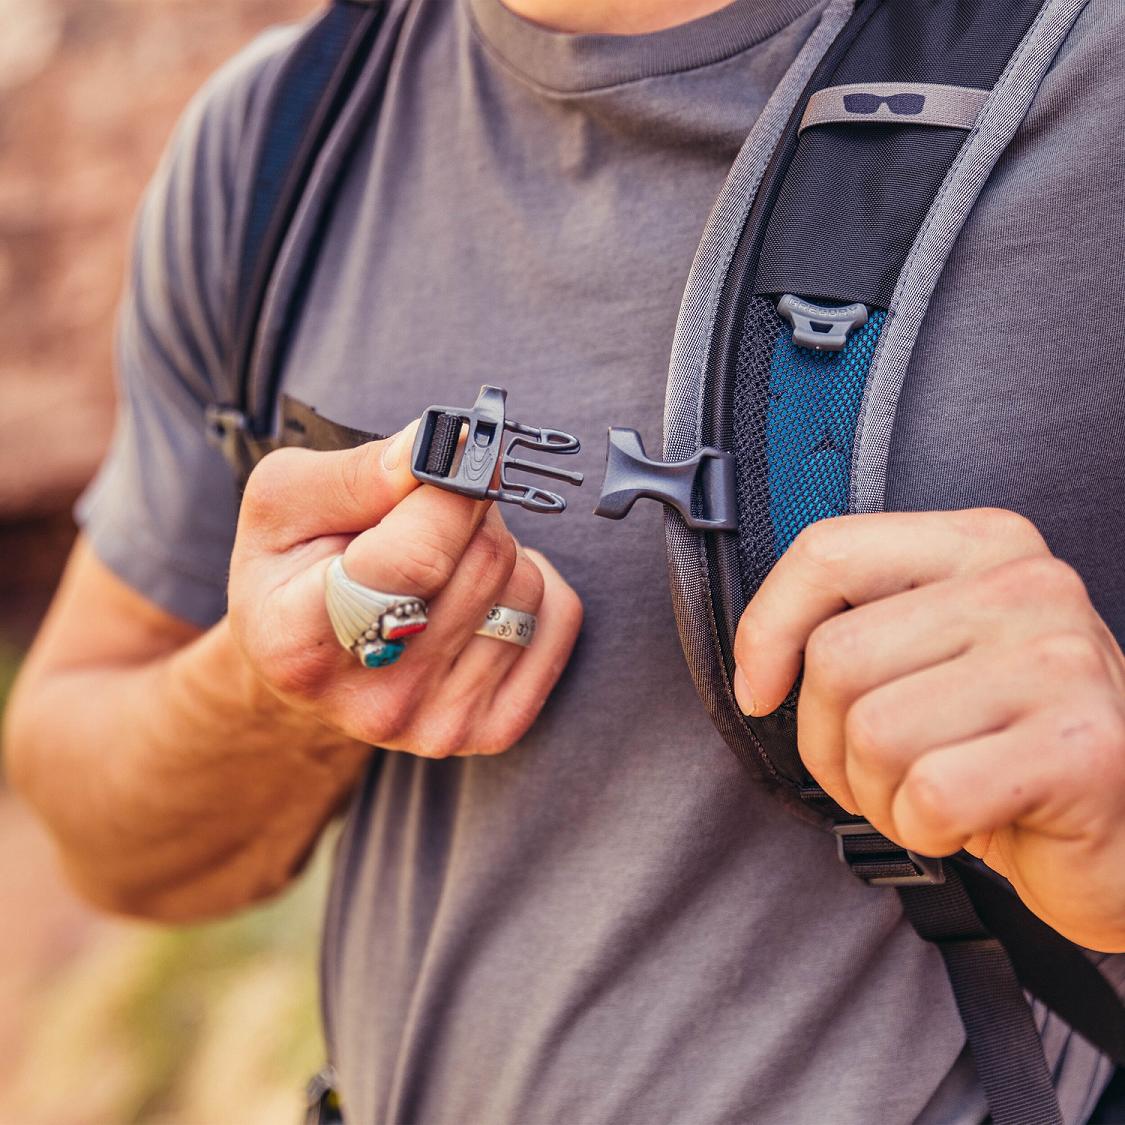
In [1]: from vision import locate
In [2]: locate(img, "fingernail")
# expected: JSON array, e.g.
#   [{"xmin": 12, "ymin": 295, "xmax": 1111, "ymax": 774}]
[
  {"xmin": 732, "ymin": 667, "xmax": 756, "ymax": 716},
  {"xmin": 381, "ymin": 425, "xmax": 413, "ymax": 472}
]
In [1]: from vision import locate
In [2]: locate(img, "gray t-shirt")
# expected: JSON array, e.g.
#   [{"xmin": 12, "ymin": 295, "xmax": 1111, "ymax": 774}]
[{"xmin": 78, "ymin": 0, "xmax": 1125, "ymax": 1121}]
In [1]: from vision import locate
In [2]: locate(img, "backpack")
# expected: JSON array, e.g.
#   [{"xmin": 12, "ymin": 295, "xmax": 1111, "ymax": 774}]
[{"xmin": 204, "ymin": 2, "xmax": 1125, "ymax": 1122}]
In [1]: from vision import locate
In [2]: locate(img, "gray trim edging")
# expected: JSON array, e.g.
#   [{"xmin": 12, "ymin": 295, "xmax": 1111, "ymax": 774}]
[
  {"xmin": 659, "ymin": 0, "xmax": 852, "ymax": 806},
  {"xmin": 662, "ymin": 0, "xmax": 854, "ymax": 464},
  {"xmin": 849, "ymin": 0, "xmax": 1091, "ymax": 515}
]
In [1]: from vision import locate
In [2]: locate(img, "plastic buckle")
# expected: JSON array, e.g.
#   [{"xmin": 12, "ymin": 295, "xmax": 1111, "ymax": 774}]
[
  {"xmin": 204, "ymin": 403, "xmax": 263, "ymax": 483},
  {"xmin": 778, "ymin": 294, "xmax": 869, "ymax": 353},
  {"xmin": 833, "ymin": 822, "xmax": 945, "ymax": 887},
  {"xmin": 411, "ymin": 385, "xmax": 583, "ymax": 514},
  {"xmin": 593, "ymin": 428, "xmax": 738, "ymax": 531},
  {"xmin": 304, "ymin": 1067, "xmax": 343, "ymax": 1125},
  {"xmin": 204, "ymin": 403, "xmax": 249, "ymax": 454}
]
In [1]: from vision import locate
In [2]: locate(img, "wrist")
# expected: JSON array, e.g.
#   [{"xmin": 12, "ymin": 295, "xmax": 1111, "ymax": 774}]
[
  {"xmin": 200, "ymin": 614, "xmax": 289, "ymax": 723},
  {"xmin": 174, "ymin": 617, "xmax": 364, "ymax": 762}
]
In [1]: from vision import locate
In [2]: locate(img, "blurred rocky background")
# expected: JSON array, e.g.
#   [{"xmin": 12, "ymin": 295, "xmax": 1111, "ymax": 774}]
[{"xmin": 0, "ymin": 0, "xmax": 331, "ymax": 1120}]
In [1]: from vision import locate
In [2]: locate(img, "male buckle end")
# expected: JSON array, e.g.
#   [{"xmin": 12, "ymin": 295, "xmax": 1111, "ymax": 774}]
[{"xmin": 411, "ymin": 385, "xmax": 583, "ymax": 514}]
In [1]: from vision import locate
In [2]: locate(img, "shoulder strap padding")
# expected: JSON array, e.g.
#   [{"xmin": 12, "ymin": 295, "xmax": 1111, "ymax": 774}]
[{"xmin": 208, "ymin": 0, "xmax": 393, "ymax": 487}]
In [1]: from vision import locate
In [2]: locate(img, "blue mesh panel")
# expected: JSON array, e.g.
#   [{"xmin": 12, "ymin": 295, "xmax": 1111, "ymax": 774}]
[
  {"xmin": 766, "ymin": 310, "xmax": 886, "ymax": 555},
  {"xmin": 729, "ymin": 299, "xmax": 886, "ymax": 719},
  {"xmin": 731, "ymin": 298, "xmax": 886, "ymax": 617}
]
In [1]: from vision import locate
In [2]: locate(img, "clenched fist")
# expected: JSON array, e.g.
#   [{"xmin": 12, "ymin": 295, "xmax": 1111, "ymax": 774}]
[
  {"xmin": 734, "ymin": 508, "xmax": 1125, "ymax": 952},
  {"xmin": 228, "ymin": 425, "xmax": 583, "ymax": 758}
]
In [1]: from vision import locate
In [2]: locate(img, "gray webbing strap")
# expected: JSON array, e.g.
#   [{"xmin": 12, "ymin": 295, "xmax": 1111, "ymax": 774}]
[
  {"xmin": 899, "ymin": 870, "xmax": 1064, "ymax": 1125},
  {"xmin": 799, "ymin": 82, "xmax": 990, "ymax": 133}
]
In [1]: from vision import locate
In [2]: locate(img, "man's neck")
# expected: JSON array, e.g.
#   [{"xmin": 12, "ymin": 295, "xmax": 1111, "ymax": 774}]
[{"xmin": 501, "ymin": 0, "xmax": 738, "ymax": 35}]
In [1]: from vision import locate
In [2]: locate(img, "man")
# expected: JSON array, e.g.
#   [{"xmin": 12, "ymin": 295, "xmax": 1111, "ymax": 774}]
[{"xmin": 6, "ymin": 0, "xmax": 1125, "ymax": 1120}]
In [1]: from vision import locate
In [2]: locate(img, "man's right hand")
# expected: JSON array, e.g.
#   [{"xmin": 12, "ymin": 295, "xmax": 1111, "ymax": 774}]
[
  {"xmin": 229, "ymin": 425, "xmax": 583, "ymax": 759},
  {"xmin": 5, "ymin": 423, "xmax": 581, "ymax": 920}
]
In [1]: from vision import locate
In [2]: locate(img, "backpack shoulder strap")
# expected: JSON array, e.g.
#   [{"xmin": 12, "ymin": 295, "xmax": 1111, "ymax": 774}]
[
  {"xmin": 207, "ymin": 0, "xmax": 394, "ymax": 484},
  {"xmin": 662, "ymin": 0, "xmax": 1119, "ymax": 1118}
]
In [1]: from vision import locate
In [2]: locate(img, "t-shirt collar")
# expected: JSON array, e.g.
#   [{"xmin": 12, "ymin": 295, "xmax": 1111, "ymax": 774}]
[{"xmin": 466, "ymin": 0, "xmax": 826, "ymax": 94}]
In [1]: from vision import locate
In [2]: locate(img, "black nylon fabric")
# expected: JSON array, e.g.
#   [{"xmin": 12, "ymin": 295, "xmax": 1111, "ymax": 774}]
[
  {"xmin": 424, "ymin": 414, "xmax": 463, "ymax": 476},
  {"xmin": 900, "ymin": 871, "xmax": 1064, "ymax": 1125},
  {"xmin": 955, "ymin": 862, "xmax": 1125, "ymax": 1069},
  {"xmin": 754, "ymin": 0, "xmax": 1046, "ymax": 308}
]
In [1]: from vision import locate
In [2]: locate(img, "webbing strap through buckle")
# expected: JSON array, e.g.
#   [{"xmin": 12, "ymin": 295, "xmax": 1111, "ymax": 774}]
[
  {"xmin": 205, "ymin": 404, "xmax": 250, "ymax": 460},
  {"xmin": 833, "ymin": 821, "xmax": 945, "ymax": 887},
  {"xmin": 304, "ymin": 1066, "xmax": 343, "ymax": 1125}
]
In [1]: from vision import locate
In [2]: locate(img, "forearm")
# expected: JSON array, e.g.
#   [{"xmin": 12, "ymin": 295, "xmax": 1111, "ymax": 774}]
[{"xmin": 6, "ymin": 618, "xmax": 369, "ymax": 922}]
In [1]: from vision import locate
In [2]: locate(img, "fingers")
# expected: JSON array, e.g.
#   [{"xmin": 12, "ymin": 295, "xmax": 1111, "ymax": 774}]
[
  {"xmin": 734, "ymin": 509, "xmax": 1049, "ymax": 715},
  {"xmin": 239, "ymin": 422, "xmax": 421, "ymax": 552},
  {"xmin": 822, "ymin": 641, "xmax": 1082, "ymax": 833},
  {"xmin": 404, "ymin": 507, "xmax": 527, "ymax": 669},
  {"xmin": 482, "ymin": 549, "xmax": 583, "ymax": 753},
  {"xmin": 889, "ymin": 692, "xmax": 1125, "ymax": 859},
  {"xmin": 231, "ymin": 421, "xmax": 582, "ymax": 762},
  {"xmin": 378, "ymin": 548, "xmax": 579, "ymax": 759},
  {"xmin": 445, "ymin": 544, "xmax": 547, "ymax": 695},
  {"xmin": 253, "ymin": 464, "xmax": 493, "ymax": 681},
  {"xmin": 806, "ymin": 625, "xmax": 1122, "ymax": 848},
  {"xmin": 795, "ymin": 564, "xmax": 1093, "ymax": 811},
  {"xmin": 341, "ymin": 478, "xmax": 491, "ymax": 603}
]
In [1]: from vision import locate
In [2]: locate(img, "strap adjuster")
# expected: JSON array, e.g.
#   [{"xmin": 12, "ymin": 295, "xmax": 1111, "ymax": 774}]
[
  {"xmin": 205, "ymin": 403, "xmax": 249, "ymax": 450},
  {"xmin": 833, "ymin": 821, "xmax": 945, "ymax": 887},
  {"xmin": 304, "ymin": 1066, "xmax": 342, "ymax": 1125}
]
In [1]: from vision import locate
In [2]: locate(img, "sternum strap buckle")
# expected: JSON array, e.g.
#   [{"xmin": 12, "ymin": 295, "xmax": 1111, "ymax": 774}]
[{"xmin": 411, "ymin": 385, "xmax": 583, "ymax": 514}]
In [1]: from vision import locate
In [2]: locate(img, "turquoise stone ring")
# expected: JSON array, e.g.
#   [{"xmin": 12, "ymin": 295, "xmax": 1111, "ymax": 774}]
[
  {"xmin": 360, "ymin": 640, "xmax": 406, "ymax": 669},
  {"xmin": 324, "ymin": 555, "xmax": 429, "ymax": 669}
]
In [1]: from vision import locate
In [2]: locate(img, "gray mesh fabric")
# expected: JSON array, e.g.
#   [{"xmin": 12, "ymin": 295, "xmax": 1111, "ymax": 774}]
[{"xmin": 730, "ymin": 298, "xmax": 787, "ymax": 608}]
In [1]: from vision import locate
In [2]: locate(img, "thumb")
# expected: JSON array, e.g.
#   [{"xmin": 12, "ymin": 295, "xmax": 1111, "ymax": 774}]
[{"xmin": 241, "ymin": 420, "xmax": 422, "ymax": 550}]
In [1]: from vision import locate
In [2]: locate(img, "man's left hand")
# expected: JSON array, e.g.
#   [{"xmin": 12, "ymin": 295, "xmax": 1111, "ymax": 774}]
[{"xmin": 733, "ymin": 508, "xmax": 1125, "ymax": 952}]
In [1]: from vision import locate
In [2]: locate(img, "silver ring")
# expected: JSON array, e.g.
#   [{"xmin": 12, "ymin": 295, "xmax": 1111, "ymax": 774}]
[
  {"xmin": 324, "ymin": 555, "xmax": 428, "ymax": 668},
  {"xmin": 475, "ymin": 605, "xmax": 536, "ymax": 648}
]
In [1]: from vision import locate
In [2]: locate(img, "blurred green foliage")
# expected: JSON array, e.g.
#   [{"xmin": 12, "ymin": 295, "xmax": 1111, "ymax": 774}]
[
  {"xmin": 9, "ymin": 848, "xmax": 330, "ymax": 1125},
  {"xmin": 0, "ymin": 635, "xmax": 22, "ymax": 725},
  {"xmin": 15, "ymin": 854, "xmax": 329, "ymax": 1124},
  {"xmin": 0, "ymin": 636, "xmax": 330, "ymax": 1124},
  {"xmin": 19, "ymin": 850, "xmax": 328, "ymax": 1125}
]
